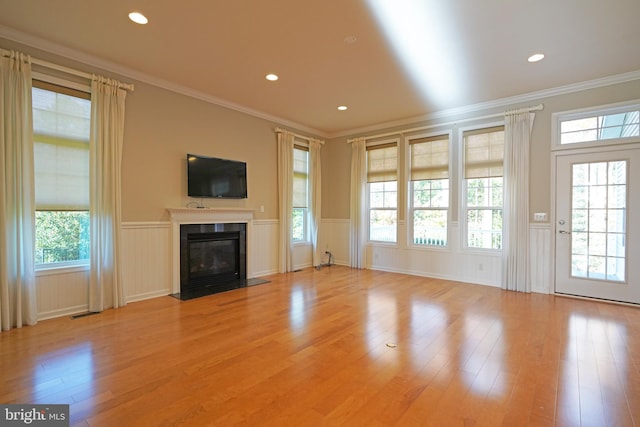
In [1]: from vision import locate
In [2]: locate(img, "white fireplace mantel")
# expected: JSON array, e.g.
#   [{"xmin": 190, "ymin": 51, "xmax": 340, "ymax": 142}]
[
  {"xmin": 167, "ymin": 207, "xmax": 256, "ymax": 224},
  {"xmin": 167, "ymin": 207, "xmax": 256, "ymax": 294}
]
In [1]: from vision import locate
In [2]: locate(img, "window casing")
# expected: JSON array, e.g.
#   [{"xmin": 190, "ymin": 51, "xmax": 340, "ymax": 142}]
[
  {"xmin": 367, "ymin": 142, "xmax": 398, "ymax": 243},
  {"xmin": 32, "ymin": 81, "xmax": 91, "ymax": 267},
  {"xmin": 409, "ymin": 134, "xmax": 449, "ymax": 246},
  {"xmin": 463, "ymin": 126, "xmax": 504, "ymax": 250},
  {"xmin": 292, "ymin": 146, "xmax": 309, "ymax": 242},
  {"xmin": 557, "ymin": 104, "xmax": 640, "ymax": 146}
]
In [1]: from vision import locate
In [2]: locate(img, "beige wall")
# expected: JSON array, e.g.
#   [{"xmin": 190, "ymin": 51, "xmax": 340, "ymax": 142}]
[
  {"xmin": 1, "ymin": 37, "xmax": 324, "ymax": 223},
  {"xmin": 324, "ymin": 79, "xmax": 640, "ymax": 221},
  {"xmin": 3, "ymin": 37, "xmax": 640, "ymax": 225},
  {"xmin": 122, "ymin": 82, "xmax": 283, "ymax": 222}
]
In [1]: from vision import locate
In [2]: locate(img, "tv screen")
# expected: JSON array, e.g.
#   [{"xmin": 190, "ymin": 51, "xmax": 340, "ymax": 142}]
[{"xmin": 187, "ymin": 154, "xmax": 247, "ymax": 199}]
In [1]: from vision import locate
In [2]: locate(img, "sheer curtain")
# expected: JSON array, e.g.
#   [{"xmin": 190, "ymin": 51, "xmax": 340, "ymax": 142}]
[
  {"xmin": 309, "ymin": 139, "xmax": 322, "ymax": 267},
  {"xmin": 0, "ymin": 51, "xmax": 37, "ymax": 331},
  {"xmin": 277, "ymin": 130, "xmax": 295, "ymax": 273},
  {"xmin": 349, "ymin": 137, "xmax": 367, "ymax": 268},
  {"xmin": 89, "ymin": 76, "xmax": 127, "ymax": 311},
  {"xmin": 502, "ymin": 111, "xmax": 535, "ymax": 292}
]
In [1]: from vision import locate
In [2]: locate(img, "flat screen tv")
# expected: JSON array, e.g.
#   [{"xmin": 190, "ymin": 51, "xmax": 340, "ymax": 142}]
[{"xmin": 187, "ymin": 154, "xmax": 247, "ymax": 199}]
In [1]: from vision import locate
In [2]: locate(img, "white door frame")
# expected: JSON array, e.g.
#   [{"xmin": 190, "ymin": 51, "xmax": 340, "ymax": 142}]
[{"xmin": 551, "ymin": 142, "xmax": 640, "ymax": 302}]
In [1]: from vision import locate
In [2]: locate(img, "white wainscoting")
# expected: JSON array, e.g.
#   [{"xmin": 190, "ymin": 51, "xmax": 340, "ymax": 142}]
[
  {"xmin": 318, "ymin": 218, "xmax": 351, "ymax": 266},
  {"xmin": 37, "ymin": 267, "xmax": 90, "ymax": 320},
  {"xmin": 530, "ymin": 223, "xmax": 552, "ymax": 294},
  {"xmin": 121, "ymin": 222, "xmax": 172, "ymax": 301},
  {"xmin": 318, "ymin": 220, "xmax": 553, "ymax": 293},
  {"xmin": 251, "ymin": 219, "xmax": 279, "ymax": 276},
  {"xmin": 364, "ymin": 222, "xmax": 503, "ymax": 287},
  {"xmin": 36, "ymin": 218, "xmax": 553, "ymax": 320}
]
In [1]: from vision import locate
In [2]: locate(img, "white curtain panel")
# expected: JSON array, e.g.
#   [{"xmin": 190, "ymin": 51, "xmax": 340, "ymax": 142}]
[
  {"xmin": 502, "ymin": 111, "xmax": 535, "ymax": 292},
  {"xmin": 277, "ymin": 131, "xmax": 295, "ymax": 273},
  {"xmin": 349, "ymin": 137, "xmax": 367, "ymax": 268},
  {"xmin": 89, "ymin": 76, "xmax": 127, "ymax": 311},
  {"xmin": 0, "ymin": 51, "xmax": 38, "ymax": 331},
  {"xmin": 309, "ymin": 139, "xmax": 323, "ymax": 267}
]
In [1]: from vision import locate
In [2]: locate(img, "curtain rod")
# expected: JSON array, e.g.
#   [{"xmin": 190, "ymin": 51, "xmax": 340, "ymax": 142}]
[
  {"xmin": 347, "ymin": 104, "xmax": 543, "ymax": 143},
  {"xmin": 1, "ymin": 48, "xmax": 135, "ymax": 92},
  {"xmin": 275, "ymin": 127, "xmax": 325, "ymax": 144}
]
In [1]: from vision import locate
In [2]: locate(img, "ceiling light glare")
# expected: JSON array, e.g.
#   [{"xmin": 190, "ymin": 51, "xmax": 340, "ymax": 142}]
[
  {"xmin": 337, "ymin": 105, "xmax": 348, "ymax": 111},
  {"xmin": 265, "ymin": 73, "xmax": 279, "ymax": 81},
  {"xmin": 528, "ymin": 53, "xmax": 545, "ymax": 63},
  {"xmin": 128, "ymin": 12, "xmax": 148, "ymax": 25}
]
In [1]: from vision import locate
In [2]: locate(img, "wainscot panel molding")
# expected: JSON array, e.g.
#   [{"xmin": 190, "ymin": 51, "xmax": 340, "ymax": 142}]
[
  {"xmin": 318, "ymin": 219, "xmax": 350, "ymax": 266},
  {"xmin": 530, "ymin": 223, "xmax": 552, "ymax": 294},
  {"xmin": 251, "ymin": 219, "xmax": 279, "ymax": 276},
  {"xmin": 121, "ymin": 221, "xmax": 172, "ymax": 302},
  {"xmin": 292, "ymin": 242, "xmax": 314, "ymax": 271},
  {"xmin": 37, "ymin": 268, "xmax": 90, "ymax": 320},
  {"xmin": 364, "ymin": 222, "xmax": 502, "ymax": 287}
]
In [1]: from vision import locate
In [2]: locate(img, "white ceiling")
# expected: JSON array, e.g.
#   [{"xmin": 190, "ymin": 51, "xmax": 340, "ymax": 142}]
[{"xmin": 1, "ymin": 0, "xmax": 639, "ymax": 137}]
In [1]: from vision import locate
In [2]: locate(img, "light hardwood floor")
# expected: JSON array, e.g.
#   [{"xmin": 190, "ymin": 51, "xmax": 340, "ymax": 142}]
[{"xmin": 1, "ymin": 266, "xmax": 639, "ymax": 426}]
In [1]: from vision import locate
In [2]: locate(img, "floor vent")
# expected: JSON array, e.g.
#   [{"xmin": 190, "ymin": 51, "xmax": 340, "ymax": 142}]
[{"xmin": 71, "ymin": 312, "xmax": 100, "ymax": 319}]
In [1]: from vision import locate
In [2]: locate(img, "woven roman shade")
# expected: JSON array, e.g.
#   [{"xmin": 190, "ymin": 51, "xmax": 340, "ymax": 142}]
[
  {"xmin": 409, "ymin": 135, "xmax": 449, "ymax": 180},
  {"xmin": 367, "ymin": 143, "xmax": 397, "ymax": 183},
  {"xmin": 32, "ymin": 82, "xmax": 91, "ymax": 211},
  {"xmin": 293, "ymin": 146, "xmax": 308, "ymax": 208},
  {"xmin": 463, "ymin": 126, "xmax": 505, "ymax": 179}
]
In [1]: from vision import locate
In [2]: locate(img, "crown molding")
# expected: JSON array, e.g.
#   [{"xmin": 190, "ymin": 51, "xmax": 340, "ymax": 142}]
[
  {"xmin": 0, "ymin": 25, "xmax": 329, "ymax": 139},
  {"xmin": 2, "ymin": 24, "xmax": 638, "ymax": 141},
  {"xmin": 328, "ymin": 70, "xmax": 640, "ymax": 139}
]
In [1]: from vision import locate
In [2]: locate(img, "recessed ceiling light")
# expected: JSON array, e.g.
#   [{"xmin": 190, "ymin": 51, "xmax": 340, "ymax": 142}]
[
  {"xmin": 337, "ymin": 105, "xmax": 348, "ymax": 111},
  {"xmin": 528, "ymin": 53, "xmax": 545, "ymax": 63},
  {"xmin": 265, "ymin": 73, "xmax": 279, "ymax": 81},
  {"xmin": 128, "ymin": 12, "xmax": 148, "ymax": 25}
]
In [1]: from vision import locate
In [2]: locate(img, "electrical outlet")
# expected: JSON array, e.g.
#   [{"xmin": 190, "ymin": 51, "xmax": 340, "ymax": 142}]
[{"xmin": 533, "ymin": 212, "xmax": 547, "ymax": 222}]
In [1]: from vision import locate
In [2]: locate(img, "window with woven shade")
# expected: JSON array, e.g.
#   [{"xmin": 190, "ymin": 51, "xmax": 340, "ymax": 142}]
[
  {"xmin": 292, "ymin": 146, "xmax": 309, "ymax": 241},
  {"xmin": 33, "ymin": 81, "xmax": 91, "ymax": 265},
  {"xmin": 463, "ymin": 126, "xmax": 504, "ymax": 250},
  {"xmin": 409, "ymin": 134, "xmax": 449, "ymax": 246},
  {"xmin": 367, "ymin": 142, "xmax": 398, "ymax": 243}
]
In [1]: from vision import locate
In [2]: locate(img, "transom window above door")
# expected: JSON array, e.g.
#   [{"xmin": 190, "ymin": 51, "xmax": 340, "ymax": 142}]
[{"xmin": 555, "ymin": 102, "xmax": 640, "ymax": 147}]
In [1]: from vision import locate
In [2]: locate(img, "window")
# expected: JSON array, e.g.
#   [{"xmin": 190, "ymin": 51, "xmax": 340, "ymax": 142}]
[
  {"xmin": 292, "ymin": 146, "xmax": 309, "ymax": 242},
  {"xmin": 463, "ymin": 126, "xmax": 504, "ymax": 250},
  {"xmin": 559, "ymin": 105, "xmax": 640, "ymax": 145},
  {"xmin": 409, "ymin": 134, "xmax": 449, "ymax": 246},
  {"xmin": 571, "ymin": 161, "xmax": 627, "ymax": 281},
  {"xmin": 367, "ymin": 142, "xmax": 398, "ymax": 242},
  {"xmin": 32, "ymin": 82, "xmax": 91, "ymax": 266}
]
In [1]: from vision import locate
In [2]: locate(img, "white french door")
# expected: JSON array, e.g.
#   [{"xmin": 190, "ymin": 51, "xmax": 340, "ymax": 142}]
[{"xmin": 555, "ymin": 147, "xmax": 640, "ymax": 304}]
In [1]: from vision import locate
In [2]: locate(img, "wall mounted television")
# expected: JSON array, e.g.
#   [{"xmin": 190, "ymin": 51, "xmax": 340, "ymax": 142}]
[{"xmin": 187, "ymin": 153, "xmax": 247, "ymax": 199}]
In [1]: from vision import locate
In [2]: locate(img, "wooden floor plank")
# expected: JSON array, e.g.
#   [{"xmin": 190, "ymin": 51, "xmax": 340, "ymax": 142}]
[{"xmin": 1, "ymin": 266, "xmax": 639, "ymax": 426}]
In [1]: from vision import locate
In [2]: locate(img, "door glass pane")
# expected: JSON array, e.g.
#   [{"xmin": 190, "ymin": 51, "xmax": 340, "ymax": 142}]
[{"xmin": 571, "ymin": 161, "xmax": 627, "ymax": 282}]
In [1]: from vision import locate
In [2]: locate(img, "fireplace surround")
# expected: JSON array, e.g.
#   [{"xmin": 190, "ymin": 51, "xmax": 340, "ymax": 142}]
[
  {"xmin": 180, "ymin": 222, "xmax": 246, "ymax": 295},
  {"xmin": 167, "ymin": 208, "xmax": 256, "ymax": 297}
]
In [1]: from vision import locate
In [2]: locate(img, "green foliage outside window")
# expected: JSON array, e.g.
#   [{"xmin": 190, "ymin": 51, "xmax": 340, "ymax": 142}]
[
  {"xmin": 35, "ymin": 211, "xmax": 90, "ymax": 264},
  {"xmin": 292, "ymin": 208, "xmax": 306, "ymax": 241}
]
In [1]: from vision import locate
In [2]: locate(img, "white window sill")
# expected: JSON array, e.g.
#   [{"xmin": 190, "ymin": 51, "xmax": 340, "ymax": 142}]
[
  {"xmin": 368, "ymin": 241, "xmax": 398, "ymax": 247},
  {"xmin": 36, "ymin": 263, "xmax": 90, "ymax": 277}
]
